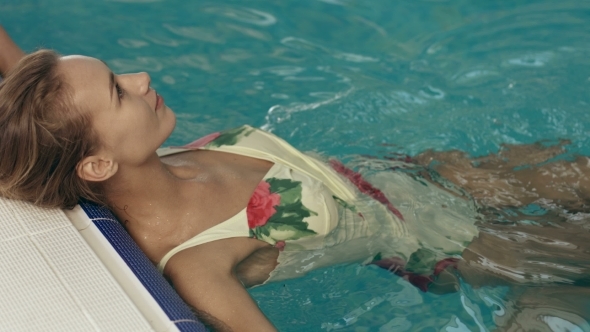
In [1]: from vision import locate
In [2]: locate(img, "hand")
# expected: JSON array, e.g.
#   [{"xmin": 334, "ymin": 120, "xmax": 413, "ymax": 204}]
[{"xmin": 0, "ymin": 26, "xmax": 25, "ymax": 78}]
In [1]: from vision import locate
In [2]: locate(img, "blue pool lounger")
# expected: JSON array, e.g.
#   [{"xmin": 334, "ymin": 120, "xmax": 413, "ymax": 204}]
[{"xmin": 0, "ymin": 197, "xmax": 206, "ymax": 331}]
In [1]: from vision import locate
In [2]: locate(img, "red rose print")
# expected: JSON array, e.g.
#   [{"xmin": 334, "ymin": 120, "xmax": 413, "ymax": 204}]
[
  {"xmin": 183, "ymin": 132, "xmax": 221, "ymax": 149},
  {"xmin": 247, "ymin": 181, "xmax": 281, "ymax": 228}
]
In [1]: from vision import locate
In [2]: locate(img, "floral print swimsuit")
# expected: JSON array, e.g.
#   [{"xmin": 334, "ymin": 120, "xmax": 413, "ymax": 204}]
[
  {"xmin": 157, "ymin": 126, "xmax": 344, "ymax": 272},
  {"xmin": 156, "ymin": 125, "xmax": 479, "ymax": 288}
]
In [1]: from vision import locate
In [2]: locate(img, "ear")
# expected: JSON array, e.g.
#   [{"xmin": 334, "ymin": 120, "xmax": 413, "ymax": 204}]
[{"xmin": 76, "ymin": 155, "xmax": 118, "ymax": 182}]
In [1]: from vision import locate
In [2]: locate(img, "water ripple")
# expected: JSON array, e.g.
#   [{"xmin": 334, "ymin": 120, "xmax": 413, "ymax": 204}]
[
  {"xmin": 505, "ymin": 51, "xmax": 554, "ymax": 67},
  {"xmin": 281, "ymin": 37, "xmax": 379, "ymax": 63},
  {"xmin": 204, "ymin": 6, "xmax": 277, "ymax": 26},
  {"xmin": 419, "ymin": 85, "xmax": 445, "ymax": 100},
  {"xmin": 142, "ymin": 33, "xmax": 186, "ymax": 47},
  {"xmin": 451, "ymin": 69, "xmax": 501, "ymax": 86},
  {"xmin": 219, "ymin": 49, "xmax": 252, "ymax": 63},
  {"xmin": 283, "ymin": 76, "xmax": 325, "ymax": 82},
  {"xmin": 224, "ymin": 24, "xmax": 270, "ymax": 41},
  {"xmin": 163, "ymin": 24, "xmax": 224, "ymax": 44},
  {"xmin": 117, "ymin": 38, "xmax": 149, "ymax": 49},
  {"xmin": 332, "ymin": 52, "xmax": 378, "ymax": 63},
  {"xmin": 281, "ymin": 37, "xmax": 328, "ymax": 52},
  {"xmin": 262, "ymin": 87, "xmax": 354, "ymax": 128},
  {"xmin": 171, "ymin": 54, "xmax": 213, "ymax": 71},
  {"xmin": 255, "ymin": 66, "xmax": 305, "ymax": 76}
]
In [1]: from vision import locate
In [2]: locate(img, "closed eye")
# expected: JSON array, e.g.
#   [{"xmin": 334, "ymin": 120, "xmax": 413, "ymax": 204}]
[{"xmin": 115, "ymin": 82, "xmax": 125, "ymax": 100}]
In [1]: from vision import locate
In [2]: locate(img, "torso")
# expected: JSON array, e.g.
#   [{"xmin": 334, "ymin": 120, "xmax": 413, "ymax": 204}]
[{"xmin": 118, "ymin": 149, "xmax": 279, "ymax": 283}]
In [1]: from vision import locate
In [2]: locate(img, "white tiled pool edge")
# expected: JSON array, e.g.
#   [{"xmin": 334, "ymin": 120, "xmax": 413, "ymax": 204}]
[
  {"xmin": 0, "ymin": 197, "xmax": 177, "ymax": 331},
  {"xmin": 65, "ymin": 205, "xmax": 180, "ymax": 332}
]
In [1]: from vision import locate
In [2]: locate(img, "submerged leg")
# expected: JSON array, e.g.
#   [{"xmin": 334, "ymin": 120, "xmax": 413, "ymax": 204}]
[
  {"xmin": 453, "ymin": 216, "xmax": 590, "ymax": 302},
  {"xmin": 370, "ymin": 142, "xmax": 590, "ymax": 327},
  {"xmin": 414, "ymin": 141, "xmax": 590, "ymax": 211},
  {"xmin": 496, "ymin": 286, "xmax": 590, "ymax": 331}
]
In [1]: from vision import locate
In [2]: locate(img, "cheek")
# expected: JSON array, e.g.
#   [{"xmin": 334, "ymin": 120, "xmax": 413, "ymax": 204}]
[{"xmin": 93, "ymin": 118, "xmax": 121, "ymax": 151}]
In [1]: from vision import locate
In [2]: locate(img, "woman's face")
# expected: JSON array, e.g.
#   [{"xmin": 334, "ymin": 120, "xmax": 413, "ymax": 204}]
[{"xmin": 58, "ymin": 55, "xmax": 176, "ymax": 168}]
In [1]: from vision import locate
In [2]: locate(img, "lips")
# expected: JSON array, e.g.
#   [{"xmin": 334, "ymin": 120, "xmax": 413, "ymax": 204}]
[{"xmin": 155, "ymin": 92, "xmax": 163, "ymax": 111}]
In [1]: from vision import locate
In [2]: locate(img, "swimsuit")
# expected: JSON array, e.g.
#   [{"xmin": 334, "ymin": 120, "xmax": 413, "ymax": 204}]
[
  {"xmin": 156, "ymin": 125, "xmax": 359, "ymax": 272},
  {"xmin": 157, "ymin": 161, "xmax": 341, "ymax": 271},
  {"xmin": 156, "ymin": 125, "xmax": 479, "ymax": 282}
]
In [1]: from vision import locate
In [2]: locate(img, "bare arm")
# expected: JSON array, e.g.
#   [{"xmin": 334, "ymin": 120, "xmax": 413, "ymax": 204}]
[
  {"xmin": 0, "ymin": 26, "xmax": 25, "ymax": 78},
  {"xmin": 166, "ymin": 244, "xmax": 277, "ymax": 332}
]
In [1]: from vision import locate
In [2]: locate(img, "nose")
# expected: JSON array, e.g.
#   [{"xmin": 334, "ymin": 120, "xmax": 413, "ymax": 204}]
[{"xmin": 119, "ymin": 72, "xmax": 151, "ymax": 95}]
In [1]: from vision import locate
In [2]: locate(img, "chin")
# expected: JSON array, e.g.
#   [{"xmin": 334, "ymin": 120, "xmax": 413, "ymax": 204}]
[
  {"xmin": 170, "ymin": 110, "xmax": 177, "ymax": 130},
  {"xmin": 164, "ymin": 111, "xmax": 177, "ymax": 138}
]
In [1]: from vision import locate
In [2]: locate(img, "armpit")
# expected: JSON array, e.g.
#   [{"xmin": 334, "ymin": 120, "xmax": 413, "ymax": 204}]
[{"xmin": 234, "ymin": 245, "xmax": 279, "ymax": 288}]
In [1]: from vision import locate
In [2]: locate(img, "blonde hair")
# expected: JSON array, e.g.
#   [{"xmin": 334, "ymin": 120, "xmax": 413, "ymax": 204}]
[{"xmin": 0, "ymin": 49, "xmax": 105, "ymax": 209}]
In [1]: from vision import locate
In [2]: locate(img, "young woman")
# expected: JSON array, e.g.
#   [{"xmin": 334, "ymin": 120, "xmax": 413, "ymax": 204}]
[{"xmin": 1, "ymin": 28, "xmax": 589, "ymax": 331}]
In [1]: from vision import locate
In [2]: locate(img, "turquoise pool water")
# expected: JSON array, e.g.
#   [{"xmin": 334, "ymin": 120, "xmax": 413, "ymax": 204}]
[{"xmin": 3, "ymin": 0, "xmax": 590, "ymax": 330}]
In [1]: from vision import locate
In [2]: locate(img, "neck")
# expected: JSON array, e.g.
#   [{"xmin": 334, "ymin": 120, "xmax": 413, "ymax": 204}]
[{"xmin": 103, "ymin": 153, "xmax": 183, "ymax": 225}]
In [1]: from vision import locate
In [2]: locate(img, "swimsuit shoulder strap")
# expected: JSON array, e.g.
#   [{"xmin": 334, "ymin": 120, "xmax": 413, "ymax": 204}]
[{"xmin": 157, "ymin": 208, "xmax": 250, "ymax": 272}]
